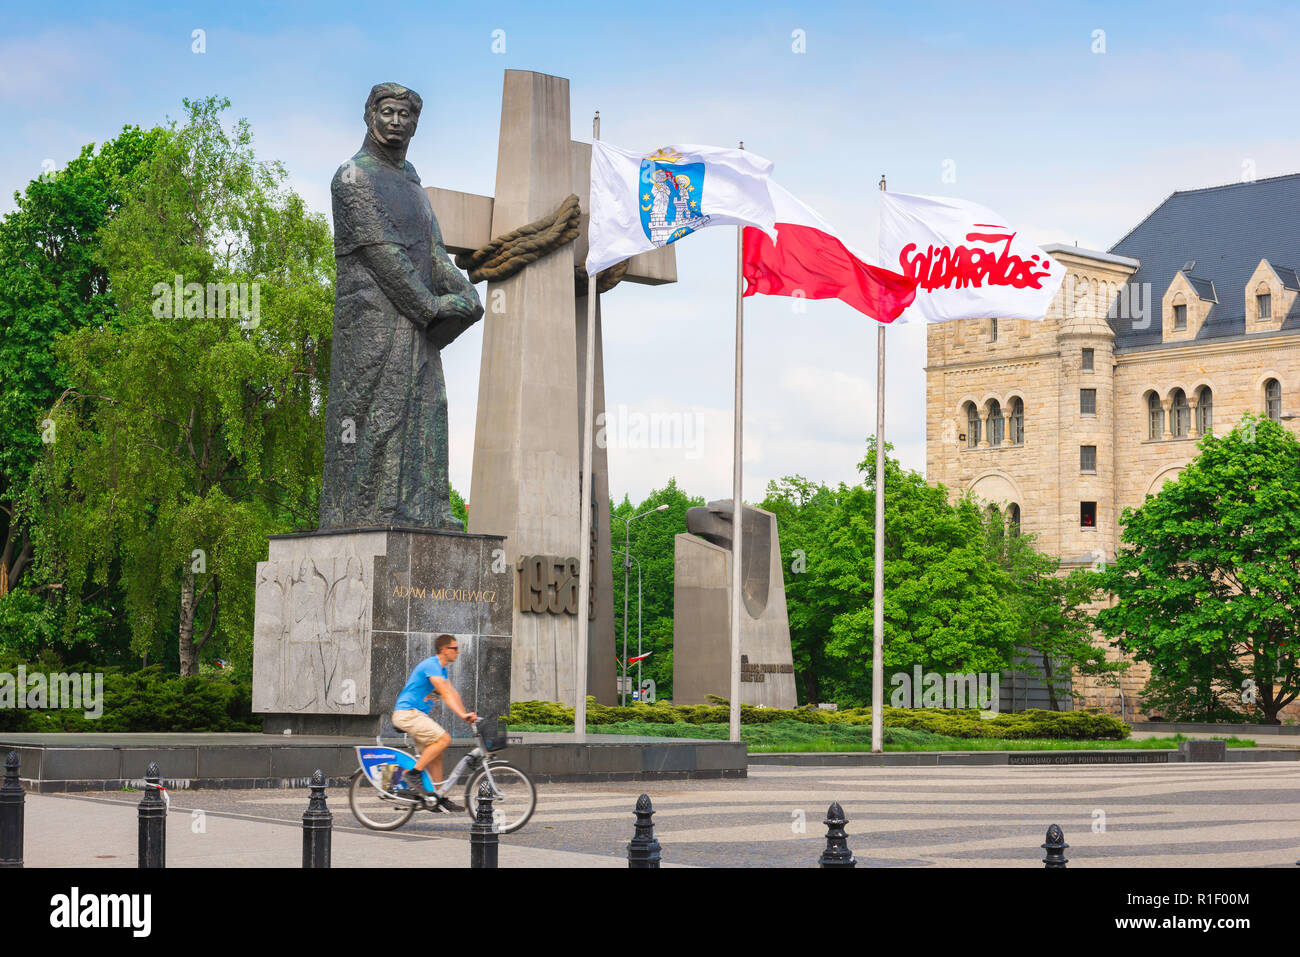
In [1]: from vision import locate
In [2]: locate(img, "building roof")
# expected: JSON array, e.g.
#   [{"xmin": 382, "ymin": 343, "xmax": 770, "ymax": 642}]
[
  {"xmin": 1040, "ymin": 243, "xmax": 1140, "ymax": 269},
  {"xmin": 1272, "ymin": 265, "xmax": 1300, "ymax": 291},
  {"xmin": 1107, "ymin": 173, "xmax": 1300, "ymax": 348}
]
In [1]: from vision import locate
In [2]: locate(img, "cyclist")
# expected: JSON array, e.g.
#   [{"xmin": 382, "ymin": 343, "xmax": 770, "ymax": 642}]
[{"xmin": 391, "ymin": 633, "xmax": 478, "ymax": 811}]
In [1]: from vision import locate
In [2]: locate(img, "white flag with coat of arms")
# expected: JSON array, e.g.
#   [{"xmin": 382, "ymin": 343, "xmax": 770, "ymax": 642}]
[{"xmin": 585, "ymin": 141, "xmax": 777, "ymax": 277}]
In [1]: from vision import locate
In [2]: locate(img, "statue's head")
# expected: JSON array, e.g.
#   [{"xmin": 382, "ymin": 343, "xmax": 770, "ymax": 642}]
[{"xmin": 364, "ymin": 82, "xmax": 423, "ymax": 149}]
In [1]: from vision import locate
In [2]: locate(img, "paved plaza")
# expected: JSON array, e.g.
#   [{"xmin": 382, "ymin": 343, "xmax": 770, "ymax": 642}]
[{"xmin": 20, "ymin": 760, "xmax": 1300, "ymax": 868}]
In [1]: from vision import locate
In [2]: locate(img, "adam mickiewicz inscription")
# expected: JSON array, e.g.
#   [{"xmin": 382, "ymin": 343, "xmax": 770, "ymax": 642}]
[{"xmin": 392, "ymin": 584, "xmax": 498, "ymax": 603}]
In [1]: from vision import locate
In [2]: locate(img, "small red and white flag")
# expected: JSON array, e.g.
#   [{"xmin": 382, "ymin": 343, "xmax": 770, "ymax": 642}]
[
  {"xmin": 879, "ymin": 191, "xmax": 1065, "ymax": 323},
  {"xmin": 742, "ymin": 182, "xmax": 918, "ymax": 323},
  {"xmin": 628, "ymin": 651, "xmax": 653, "ymax": 665}
]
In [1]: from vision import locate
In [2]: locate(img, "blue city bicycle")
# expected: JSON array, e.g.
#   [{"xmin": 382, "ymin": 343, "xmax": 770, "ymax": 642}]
[{"xmin": 348, "ymin": 718, "xmax": 536, "ymax": 833}]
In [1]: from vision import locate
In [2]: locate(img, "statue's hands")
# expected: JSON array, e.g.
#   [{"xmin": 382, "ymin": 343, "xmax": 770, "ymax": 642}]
[{"xmin": 436, "ymin": 294, "xmax": 478, "ymax": 322}]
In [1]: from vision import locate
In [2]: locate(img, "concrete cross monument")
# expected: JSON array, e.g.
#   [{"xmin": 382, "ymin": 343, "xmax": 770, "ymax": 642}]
[{"xmin": 427, "ymin": 70, "xmax": 676, "ymax": 706}]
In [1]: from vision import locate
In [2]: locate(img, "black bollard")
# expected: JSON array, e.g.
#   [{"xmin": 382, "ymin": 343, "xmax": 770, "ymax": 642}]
[
  {"xmin": 626, "ymin": 793, "xmax": 661, "ymax": 868},
  {"xmin": 1042, "ymin": 823, "xmax": 1069, "ymax": 868},
  {"xmin": 1, "ymin": 751, "xmax": 23, "ymax": 869},
  {"xmin": 817, "ymin": 801, "xmax": 857, "ymax": 868},
  {"xmin": 469, "ymin": 782, "xmax": 499, "ymax": 869},
  {"xmin": 137, "ymin": 762, "xmax": 167, "ymax": 868},
  {"xmin": 302, "ymin": 769, "xmax": 332, "ymax": 869}
]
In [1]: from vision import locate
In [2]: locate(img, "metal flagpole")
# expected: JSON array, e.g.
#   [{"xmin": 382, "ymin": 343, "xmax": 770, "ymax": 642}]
[
  {"xmin": 871, "ymin": 173, "xmax": 887, "ymax": 753},
  {"xmin": 575, "ymin": 110, "xmax": 602, "ymax": 743},
  {"xmin": 729, "ymin": 142, "xmax": 746, "ymax": 744}
]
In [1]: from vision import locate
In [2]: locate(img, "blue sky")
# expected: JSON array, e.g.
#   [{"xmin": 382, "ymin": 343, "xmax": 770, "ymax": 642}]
[{"xmin": 4, "ymin": 1, "xmax": 1297, "ymax": 502}]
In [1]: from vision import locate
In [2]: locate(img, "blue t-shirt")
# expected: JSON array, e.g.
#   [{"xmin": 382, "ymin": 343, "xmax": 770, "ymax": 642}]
[{"xmin": 395, "ymin": 656, "xmax": 449, "ymax": 713}]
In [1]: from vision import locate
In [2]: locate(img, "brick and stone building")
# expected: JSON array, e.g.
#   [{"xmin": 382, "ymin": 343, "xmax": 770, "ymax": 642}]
[{"xmin": 925, "ymin": 174, "xmax": 1300, "ymax": 718}]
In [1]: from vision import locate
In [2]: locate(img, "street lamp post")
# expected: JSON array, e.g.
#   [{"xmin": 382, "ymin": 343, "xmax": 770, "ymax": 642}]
[
  {"xmin": 619, "ymin": 504, "xmax": 668, "ymax": 704},
  {"xmin": 623, "ymin": 552, "xmax": 644, "ymax": 697}
]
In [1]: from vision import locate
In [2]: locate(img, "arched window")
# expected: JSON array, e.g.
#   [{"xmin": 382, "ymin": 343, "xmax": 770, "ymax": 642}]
[
  {"xmin": 1170, "ymin": 389, "xmax": 1190, "ymax": 438},
  {"xmin": 1148, "ymin": 393, "xmax": 1163, "ymax": 440},
  {"xmin": 966, "ymin": 402, "xmax": 981, "ymax": 448},
  {"xmin": 987, "ymin": 399, "xmax": 1004, "ymax": 446},
  {"xmin": 1266, "ymin": 378, "xmax": 1282, "ymax": 422},
  {"xmin": 1009, "ymin": 397, "xmax": 1024, "ymax": 445},
  {"xmin": 1008, "ymin": 502, "xmax": 1021, "ymax": 536},
  {"xmin": 1195, "ymin": 387, "xmax": 1213, "ymax": 435}
]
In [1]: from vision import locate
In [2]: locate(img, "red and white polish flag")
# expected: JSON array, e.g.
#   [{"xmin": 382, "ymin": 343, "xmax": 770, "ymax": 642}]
[
  {"xmin": 878, "ymin": 191, "xmax": 1065, "ymax": 323},
  {"xmin": 742, "ymin": 182, "xmax": 919, "ymax": 323}
]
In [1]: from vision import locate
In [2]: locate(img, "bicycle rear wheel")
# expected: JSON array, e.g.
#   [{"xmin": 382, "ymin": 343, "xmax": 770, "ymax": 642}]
[
  {"xmin": 463, "ymin": 761, "xmax": 536, "ymax": 835},
  {"xmin": 348, "ymin": 769, "xmax": 418, "ymax": 831}
]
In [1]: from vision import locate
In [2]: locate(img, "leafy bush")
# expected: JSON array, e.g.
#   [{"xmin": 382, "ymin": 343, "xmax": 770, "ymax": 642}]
[
  {"xmin": 507, "ymin": 698, "xmax": 1129, "ymax": 740},
  {"xmin": 0, "ymin": 653, "xmax": 258, "ymax": 732}
]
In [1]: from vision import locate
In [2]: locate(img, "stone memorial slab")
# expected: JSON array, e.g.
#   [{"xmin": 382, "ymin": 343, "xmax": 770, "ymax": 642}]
[
  {"xmin": 253, "ymin": 527, "xmax": 511, "ymax": 736},
  {"xmin": 673, "ymin": 502, "xmax": 797, "ymax": 708}
]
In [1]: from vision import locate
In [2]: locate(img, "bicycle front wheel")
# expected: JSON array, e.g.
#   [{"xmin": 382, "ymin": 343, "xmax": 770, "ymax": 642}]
[
  {"xmin": 348, "ymin": 769, "xmax": 417, "ymax": 831},
  {"xmin": 463, "ymin": 761, "xmax": 536, "ymax": 834}
]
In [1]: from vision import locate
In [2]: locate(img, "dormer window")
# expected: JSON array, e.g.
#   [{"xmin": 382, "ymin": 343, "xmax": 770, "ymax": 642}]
[
  {"xmin": 1245, "ymin": 261, "xmax": 1296, "ymax": 333},
  {"xmin": 1173, "ymin": 304, "xmax": 1187, "ymax": 330}
]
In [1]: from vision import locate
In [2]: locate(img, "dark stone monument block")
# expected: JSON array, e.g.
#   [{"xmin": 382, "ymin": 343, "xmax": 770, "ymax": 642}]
[{"xmin": 253, "ymin": 527, "xmax": 512, "ymax": 736}]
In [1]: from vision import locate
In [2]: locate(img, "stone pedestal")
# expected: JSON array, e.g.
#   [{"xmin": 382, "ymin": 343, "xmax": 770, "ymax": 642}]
[
  {"xmin": 252, "ymin": 527, "xmax": 512, "ymax": 737},
  {"xmin": 672, "ymin": 503, "xmax": 797, "ymax": 708}
]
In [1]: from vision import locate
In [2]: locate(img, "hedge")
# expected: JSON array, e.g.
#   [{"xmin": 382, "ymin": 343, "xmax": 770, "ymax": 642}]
[
  {"xmin": 0, "ymin": 653, "xmax": 259, "ymax": 732},
  {"xmin": 505, "ymin": 698, "xmax": 1130, "ymax": 740}
]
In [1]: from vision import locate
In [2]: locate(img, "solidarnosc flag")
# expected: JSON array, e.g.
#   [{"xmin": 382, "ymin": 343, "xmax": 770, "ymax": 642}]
[
  {"xmin": 586, "ymin": 141, "xmax": 777, "ymax": 277},
  {"xmin": 879, "ymin": 191, "xmax": 1065, "ymax": 323}
]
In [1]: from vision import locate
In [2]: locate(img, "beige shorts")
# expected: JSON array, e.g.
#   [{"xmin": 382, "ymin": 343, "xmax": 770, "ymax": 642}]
[{"xmin": 391, "ymin": 709, "xmax": 447, "ymax": 749}]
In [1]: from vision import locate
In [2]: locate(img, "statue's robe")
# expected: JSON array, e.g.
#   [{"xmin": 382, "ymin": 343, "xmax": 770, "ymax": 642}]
[{"xmin": 320, "ymin": 141, "xmax": 465, "ymax": 529}]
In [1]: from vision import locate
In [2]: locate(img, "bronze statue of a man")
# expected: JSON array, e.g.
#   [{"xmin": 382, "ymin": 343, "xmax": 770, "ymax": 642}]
[{"xmin": 320, "ymin": 83, "xmax": 483, "ymax": 530}]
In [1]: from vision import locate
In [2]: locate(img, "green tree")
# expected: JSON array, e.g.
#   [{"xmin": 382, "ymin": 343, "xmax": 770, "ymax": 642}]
[
  {"xmin": 610, "ymin": 478, "xmax": 704, "ymax": 700},
  {"xmin": 1092, "ymin": 415, "xmax": 1300, "ymax": 723},
  {"xmin": 761, "ymin": 441, "xmax": 1020, "ymax": 706},
  {"xmin": 829, "ymin": 441, "xmax": 1020, "ymax": 702},
  {"xmin": 0, "ymin": 125, "xmax": 165, "ymax": 602},
  {"xmin": 760, "ymin": 475, "xmax": 842, "ymax": 704},
  {"xmin": 34, "ymin": 96, "xmax": 334, "ymax": 676},
  {"xmin": 982, "ymin": 507, "xmax": 1125, "ymax": 710}
]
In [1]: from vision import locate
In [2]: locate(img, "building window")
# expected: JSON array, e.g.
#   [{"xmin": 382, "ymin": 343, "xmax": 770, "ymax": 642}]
[
  {"xmin": 1170, "ymin": 389, "xmax": 1190, "ymax": 437},
  {"xmin": 1173, "ymin": 304, "xmax": 1187, "ymax": 330},
  {"xmin": 1008, "ymin": 503, "xmax": 1020, "ymax": 536},
  {"xmin": 1148, "ymin": 392, "xmax": 1163, "ymax": 439},
  {"xmin": 1265, "ymin": 378, "xmax": 1282, "ymax": 422},
  {"xmin": 1081, "ymin": 445, "xmax": 1096, "ymax": 472},
  {"xmin": 990, "ymin": 318, "xmax": 998, "ymax": 342},
  {"xmin": 1195, "ymin": 387, "xmax": 1213, "ymax": 435},
  {"xmin": 1081, "ymin": 502, "xmax": 1097, "ymax": 528},
  {"xmin": 1080, "ymin": 389, "xmax": 1096, "ymax": 416},
  {"xmin": 966, "ymin": 402, "xmax": 981, "ymax": 448},
  {"xmin": 1081, "ymin": 348, "xmax": 1094, "ymax": 372},
  {"xmin": 1258, "ymin": 293, "xmax": 1272, "ymax": 320},
  {"xmin": 988, "ymin": 400, "xmax": 1004, "ymax": 446},
  {"xmin": 1009, "ymin": 397, "xmax": 1024, "ymax": 445}
]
